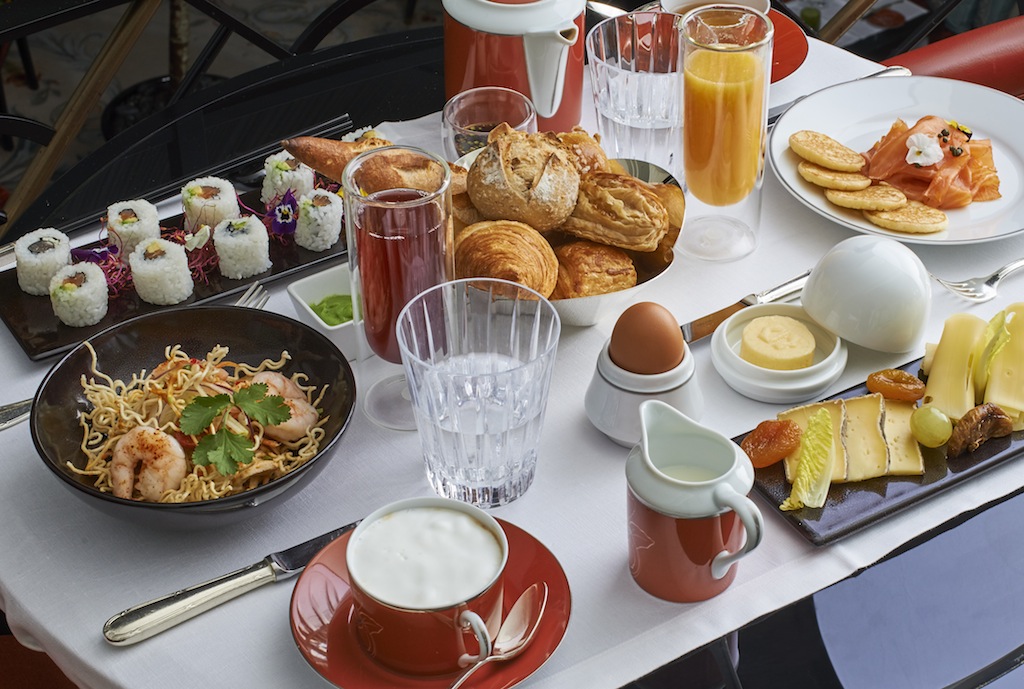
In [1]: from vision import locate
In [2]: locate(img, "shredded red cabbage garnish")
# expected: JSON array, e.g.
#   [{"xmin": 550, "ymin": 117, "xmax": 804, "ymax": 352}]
[{"xmin": 163, "ymin": 227, "xmax": 219, "ymax": 286}]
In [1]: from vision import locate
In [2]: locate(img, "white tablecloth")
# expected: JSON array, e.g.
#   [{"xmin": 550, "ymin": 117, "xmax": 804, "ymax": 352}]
[{"xmin": 2, "ymin": 37, "xmax": 1024, "ymax": 689}]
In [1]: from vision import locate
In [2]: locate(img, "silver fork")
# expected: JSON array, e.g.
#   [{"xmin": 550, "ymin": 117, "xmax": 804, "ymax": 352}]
[
  {"xmin": 234, "ymin": 281, "xmax": 270, "ymax": 310},
  {"xmin": 0, "ymin": 281, "xmax": 271, "ymax": 432},
  {"xmin": 931, "ymin": 258, "xmax": 1024, "ymax": 303}
]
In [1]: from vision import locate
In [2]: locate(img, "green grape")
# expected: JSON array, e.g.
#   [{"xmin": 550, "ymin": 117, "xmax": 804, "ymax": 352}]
[{"xmin": 910, "ymin": 405, "xmax": 953, "ymax": 448}]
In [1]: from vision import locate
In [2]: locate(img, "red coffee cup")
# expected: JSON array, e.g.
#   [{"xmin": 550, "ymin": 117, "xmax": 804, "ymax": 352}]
[
  {"xmin": 346, "ymin": 497, "xmax": 508, "ymax": 676},
  {"xmin": 625, "ymin": 400, "xmax": 764, "ymax": 602}
]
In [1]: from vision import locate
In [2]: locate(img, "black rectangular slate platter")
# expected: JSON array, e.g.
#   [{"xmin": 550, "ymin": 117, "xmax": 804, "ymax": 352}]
[
  {"xmin": 740, "ymin": 359, "xmax": 1024, "ymax": 546},
  {"xmin": 0, "ymin": 189, "xmax": 347, "ymax": 361}
]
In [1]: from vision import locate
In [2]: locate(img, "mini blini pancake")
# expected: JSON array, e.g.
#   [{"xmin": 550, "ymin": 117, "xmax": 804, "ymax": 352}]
[
  {"xmin": 797, "ymin": 160, "xmax": 872, "ymax": 190},
  {"xmin": 864, "ymin": 200, "xmax": 949, "ymax": 234},
  {"xmin": 789, "ymin": 130, "xmax": 865, "ymax": 172},
  {"xmin": 825, "ymin": 184, "xmax": 908, "ymax": 210}
]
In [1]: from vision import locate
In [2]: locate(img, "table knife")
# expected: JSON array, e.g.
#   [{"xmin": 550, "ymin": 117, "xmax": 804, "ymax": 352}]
[
  {"xmin": 103, "ymin": 517, "xmax": 362, "ymax": 646},
  {"xmin": 681, "ymin": 270, "xmax": 810, "ymax": 343}
]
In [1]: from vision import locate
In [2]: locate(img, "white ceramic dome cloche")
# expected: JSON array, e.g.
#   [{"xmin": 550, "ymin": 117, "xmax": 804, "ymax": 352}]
[{"xmin": 801, "ymin": 235, "xmax": 931, "ymax": 354}]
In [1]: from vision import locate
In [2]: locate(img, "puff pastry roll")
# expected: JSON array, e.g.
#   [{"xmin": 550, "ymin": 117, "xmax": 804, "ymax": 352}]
[
  {"xmin": 466, "ymin": 125, "xmax": 580, "ymax": 232},
  {"xmin": 631, "ymin": 182, "xmax": 684, "ymax": 274},
  {"xmin": 454, "ymin": 220, "xmax": 558, "ymax": 298},
  {"xmin": 561, "ymin": 172, "xmax": 669, "ymax": 252},
  {"xmin": 550, "ymin": 240, "xmax": 637, "ymax": 299}
]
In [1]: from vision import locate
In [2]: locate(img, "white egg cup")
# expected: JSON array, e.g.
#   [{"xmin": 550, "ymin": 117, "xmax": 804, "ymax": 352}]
[{"xmin": 585, "ymin": 338, "xmax": 704, "ymax": 447}]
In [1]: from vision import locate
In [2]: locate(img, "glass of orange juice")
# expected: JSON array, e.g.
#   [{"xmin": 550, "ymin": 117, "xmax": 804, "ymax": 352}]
[{"xmin": 680, "ymin": 6, "xmax": 773, "ymax": 262}]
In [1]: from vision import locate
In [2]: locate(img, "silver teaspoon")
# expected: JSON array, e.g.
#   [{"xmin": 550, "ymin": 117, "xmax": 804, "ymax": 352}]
[{"xmin": 450, "ymin": 582, "xmax": 548, "ymax": 689}]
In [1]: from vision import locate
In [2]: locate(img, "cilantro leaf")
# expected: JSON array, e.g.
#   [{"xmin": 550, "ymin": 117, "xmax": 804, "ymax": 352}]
[
  {"xmin": 180, "ymin": 394, "xmax": 231, "ymax": 435},
  {"xmin": 233, "ymin": 383, "xmax": 292, "ymax": 426},
  {"xmin": 192, "ymin": 429, "xmax": 255, "ymax": 474}
]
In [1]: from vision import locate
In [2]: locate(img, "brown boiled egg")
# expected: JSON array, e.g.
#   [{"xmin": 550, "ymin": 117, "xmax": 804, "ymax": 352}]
[{"xmin": 608, "ymin": 302, "xmax": 685, "ymax": 374}]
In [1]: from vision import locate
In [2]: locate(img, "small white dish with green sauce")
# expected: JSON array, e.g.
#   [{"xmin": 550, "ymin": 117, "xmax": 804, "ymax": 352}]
[{"xmin": 287, "ymin": 264, "xmax": 367, "ymax": 361}]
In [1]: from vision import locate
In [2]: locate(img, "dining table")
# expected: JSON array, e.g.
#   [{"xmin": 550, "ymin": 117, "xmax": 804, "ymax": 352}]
[{"xmin": 1, "ymin": 22, "xmax": 1023, "ymax": 689}]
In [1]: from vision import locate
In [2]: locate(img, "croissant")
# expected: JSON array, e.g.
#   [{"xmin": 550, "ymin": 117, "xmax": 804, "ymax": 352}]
[
  {"xmin": 454, "ymin": 220, "xmax": 558, "ymax": 298},
  {"xmin": 466, "ymin": 124, "xmax": 580, "ymax": 232},
  {"xmin": 550, "ymin": 240, "xmax": 637, "ymax": 299},
  {"xmin": 560, "ymin": 172, "xmax": 669, "ymax": 252}
]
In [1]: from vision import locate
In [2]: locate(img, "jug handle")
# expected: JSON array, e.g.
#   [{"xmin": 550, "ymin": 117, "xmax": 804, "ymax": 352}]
[
  {"xmin": 709, "ymin": 484, "xmax": 764, "ymax": 580},
  {"xmin": 522, "ymin": 22, "xmax": 579, "ymax": 119}
]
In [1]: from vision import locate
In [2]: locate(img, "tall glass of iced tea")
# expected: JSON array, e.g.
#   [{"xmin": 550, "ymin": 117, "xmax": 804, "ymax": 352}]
[{"xmin": 343, "ymin": 146, "xmax": 454, "ymax": 430}]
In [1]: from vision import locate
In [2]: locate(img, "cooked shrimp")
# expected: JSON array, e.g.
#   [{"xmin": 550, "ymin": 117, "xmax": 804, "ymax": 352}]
[
  {"xmin": 110, "ymin": 426, "xmax": 188, "ymax": 501},
  {"xmin": 250, "ymin": 371, "xmax": 306, "ymax": 400},
  {"xmin": 264, "ymin": 397, "xmax": 319, "ymax": 442},
  {"xmin": 245, "ymin": 371, "xmax": 319, "ymax": 442}
]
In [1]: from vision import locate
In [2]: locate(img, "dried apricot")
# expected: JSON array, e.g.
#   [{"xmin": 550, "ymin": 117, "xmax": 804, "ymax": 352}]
[
  {"xmin": 740, "ymin": 419, "xmax": 802, "ymax": 468},
  {"xmin": 866, "ymin": 368, "xmax": 926, "ymax": 402}
]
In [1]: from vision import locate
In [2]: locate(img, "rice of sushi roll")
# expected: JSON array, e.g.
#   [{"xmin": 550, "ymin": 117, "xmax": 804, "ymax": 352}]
[
  {"xmin": 213, "ymin": 216, "xmax": 272, "ymax": 280},
  {"xmin": 181, "ymin": 176, "xmax": 239, "ymax": 232},
  {"xmin": 48, "ymin": 262, "xmax": 109, "ymax": 327},
  {"xmin": 106, "ymin": 199, "xmax": 161, "ymax": 260},
  {"xmin": 260, "ymin": 151, "xmax": 315, "ymax": 205},
  {"xmin": 15, "ymin": 227, "xmax": 71, "ymax": 296},
  {"xmin": 294, "ymin": 189, "xmax": 344, "ymax": 252},
  {"xmin": 129, "ymin": 238, "xmax": 194, "ymax": 305}
]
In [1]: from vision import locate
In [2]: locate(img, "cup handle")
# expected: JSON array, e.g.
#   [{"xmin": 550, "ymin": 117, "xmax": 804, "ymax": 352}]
[
  {"xmin": 458, "ymin": 610, "xmax": 493, "ymax": 666},
  {"xmin": 710, "ymin": 484, "xmax": 764, "ymax": 580}
]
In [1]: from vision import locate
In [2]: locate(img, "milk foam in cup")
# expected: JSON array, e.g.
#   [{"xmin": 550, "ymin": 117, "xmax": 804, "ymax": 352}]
[
  {"xmin": 346, "ymin": 497, "xmax": 509, "ymax": 676},
  {"xmin": 347, "ymin": 506, "xmax": 505, "ymax": 609}
]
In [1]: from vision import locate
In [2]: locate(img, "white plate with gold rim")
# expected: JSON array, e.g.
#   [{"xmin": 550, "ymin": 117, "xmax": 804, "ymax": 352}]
[{"xmin": 768, "ymin": 76, "xmax": 1024, "ymax": 245}]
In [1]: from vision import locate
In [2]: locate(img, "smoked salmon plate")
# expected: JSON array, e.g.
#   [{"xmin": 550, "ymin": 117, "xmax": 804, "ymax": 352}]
[{"xmin": 769, "ymin": 76, "xmax": 1024, "ymax": 245}]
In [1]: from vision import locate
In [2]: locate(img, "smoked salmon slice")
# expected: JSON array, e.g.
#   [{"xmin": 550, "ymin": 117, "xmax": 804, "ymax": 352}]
[{"xmin": 861, "ymin": 115, "xmax": 1000, "ymax": 209}]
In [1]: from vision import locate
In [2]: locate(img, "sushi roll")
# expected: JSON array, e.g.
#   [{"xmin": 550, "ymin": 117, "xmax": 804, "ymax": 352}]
[
  {"xmin": 213, "ymin": 216, "xmax": 272, "ymax": 280},
  {"xmin": 49, "ymin": 262, "xmax": 109, "ymax": 327},
  {"xmin": 15, "ymin": 227, "xmax": 71, "ymax": 296},
  {"xmin": 260, "ymin": 151, "xmax": 315, "ymax": 205},
  {"xmin": 294, "ymin": 189, "xmax": 343, "ymax": 252},
  {"xmin": 129, "ymin": 238, "xmax": 194, "ymax": 305},
  {"xmin": 181, "ymin": 176, "xmax": 239, "ymax": 232},
  {"xmin": 107, "ymin": 199, "xmax": 160, "ymax": 259}
]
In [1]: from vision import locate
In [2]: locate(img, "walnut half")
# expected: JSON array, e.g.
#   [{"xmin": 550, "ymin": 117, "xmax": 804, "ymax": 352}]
[{"xmin": 947, "ymin": 403, "xmax": 1013, "ymax": 457}]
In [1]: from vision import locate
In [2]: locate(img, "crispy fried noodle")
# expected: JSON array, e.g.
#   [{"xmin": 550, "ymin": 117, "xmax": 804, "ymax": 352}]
[{"xmin": 71, "ymin": 343, "xmax": 329, "ymax": 503}]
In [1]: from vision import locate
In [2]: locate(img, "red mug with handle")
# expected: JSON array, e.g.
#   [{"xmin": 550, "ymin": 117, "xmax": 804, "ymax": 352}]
[{"xmin": 442, "ymin": 0, "xmax": 586, "ymax": 133}]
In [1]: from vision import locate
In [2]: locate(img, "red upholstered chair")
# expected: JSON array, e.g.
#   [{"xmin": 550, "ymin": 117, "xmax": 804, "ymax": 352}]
[{"xmin": 882, "ymin": 15, "xmax": 1024, "ymax": 98}]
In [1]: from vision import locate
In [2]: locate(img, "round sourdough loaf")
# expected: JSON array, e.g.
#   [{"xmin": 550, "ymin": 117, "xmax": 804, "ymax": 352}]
[{"xmin": 466, "ymin": 126, "xmax": 580, "ymax": 232}]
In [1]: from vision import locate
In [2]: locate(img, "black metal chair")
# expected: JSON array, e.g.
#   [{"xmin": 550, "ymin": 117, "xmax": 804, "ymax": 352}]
[{"xmin": 0, "ymin": 26, "xmax": 445, "ymax": 242}]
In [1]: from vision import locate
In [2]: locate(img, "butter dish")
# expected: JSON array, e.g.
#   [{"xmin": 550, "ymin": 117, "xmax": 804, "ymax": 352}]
[{"xmin": 711, "ymin": 303, "xmax": 847, "ymax": 404}]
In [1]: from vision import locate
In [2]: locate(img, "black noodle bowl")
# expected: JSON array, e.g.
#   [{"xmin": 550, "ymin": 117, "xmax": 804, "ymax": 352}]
[{"xmin": 31, "ymin": 306, "xmax": 357, "ymax": 528}]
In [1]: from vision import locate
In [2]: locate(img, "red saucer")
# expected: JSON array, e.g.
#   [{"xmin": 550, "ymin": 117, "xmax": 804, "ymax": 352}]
[
  {"xmin": 770, "ymin": 9, "xmax": 809, "ymax": 83},
  {"xmin": 290, "ymin": 519, "xmax": 572, "ymax": 689}
]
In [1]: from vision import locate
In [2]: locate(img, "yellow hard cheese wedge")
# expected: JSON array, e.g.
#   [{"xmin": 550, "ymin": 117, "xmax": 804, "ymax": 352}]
[
  {"xmin": 923, "ymin": 312, "xmax": 988, "ymax": 422},
  {"xmin": 740, "ymin": 315, "xmax": 816, "ymax": 370},
  {"xmin": 984, "ymin": 303, "xmax": 1024, "ymax": 430},
  {"xmin": 843, "ymin": 393, "xmax": 890, "ymax": 482},
  {"xmin": 883, "ymin": 400, "xmax": 925, "ymax": 475}
]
